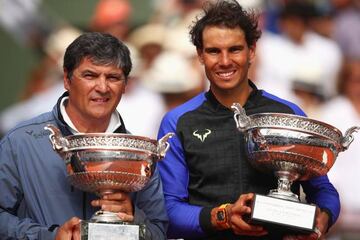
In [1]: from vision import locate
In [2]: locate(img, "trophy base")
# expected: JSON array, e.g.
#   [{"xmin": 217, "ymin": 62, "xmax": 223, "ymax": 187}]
[
  {"xmin": 250, "ymin": 194, "xmax": 316, "ymax": 234},
  {"xmin": 80, "ymin": 211, "xmax": 142, "ymax": 240},
  {"xmin": 81, "ymin": 220, "xmax": 140, "ymax": 240}
]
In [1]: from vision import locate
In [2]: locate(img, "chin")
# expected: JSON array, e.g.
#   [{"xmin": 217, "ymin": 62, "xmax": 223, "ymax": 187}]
[
  {"xmin": 216, "ymin": 82, "xmax": 239, "ymax": 90},
  {"xmin": 89, "ymin": 112, "xmax": 111, "ymax": 120}
]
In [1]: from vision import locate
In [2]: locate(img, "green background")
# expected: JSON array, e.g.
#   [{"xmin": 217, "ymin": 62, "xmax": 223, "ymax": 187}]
[{"xmin": 0, "ymin": 0, "xmax": 151, "ymax": 112}]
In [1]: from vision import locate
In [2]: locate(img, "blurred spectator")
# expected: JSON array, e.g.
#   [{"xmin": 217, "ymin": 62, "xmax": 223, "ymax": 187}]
[
  {"xmin": 90, "ymin": 0, "xmax": 132, "ymax": 40},
  {"xmin": 317, "ymin": 59, "xmax": 360, "ymax": 240},
  {"xmin": 255, "ymin": 1, "xmax": 342, "ymax": 114},
  {"xmin": 331, "ymin": 0, "xmax": 360, "ymax": 59},
  {"xmin": 0, "ymin": 82, "xmax": 64, "ymax": 135},
  {"xmin": 127, "ymin": 23, "xmax": 166, "ymax": 76},
  {"xmin": 21, "ymin": 26, "xmax": 82, "ymax": 100},
  {"xmin": 291, "ymin": 63, "xmax": 326, "ymax": 117},
  {"xmin": 162, "ymin": 10, "xmax": 208, "ymax": 92},
  {"xmin": 0, "ymin": 25, "xmax": 81, "ymax": 135},
  {"xmin": 0, "ymin": 0, "xmax": 82, "ymax": 101},
  {"xmin": 116, "ymin": 77, "xmax": 166, "ymax": 139},
  {"xmin": 150, "ymin": 0, "xmax": 204, "ymax": 27},
  {"xmin": 141, "ymin": 51, "xmax": 203, "ymax": 110},
  {"xmin": 308, "ymin": 1, "xmax": 335, "ymax": 38},
  {"xmin": 0, "ymin": 0, "xmax": 52, "ymax": 50}
]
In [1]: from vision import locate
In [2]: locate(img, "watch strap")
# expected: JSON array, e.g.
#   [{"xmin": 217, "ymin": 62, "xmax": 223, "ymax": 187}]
[{"xmin": 214, "ymin": 203, "xmax": 231, "ymax": 230}]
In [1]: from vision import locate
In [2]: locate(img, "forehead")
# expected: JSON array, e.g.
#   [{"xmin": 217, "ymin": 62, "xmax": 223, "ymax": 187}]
[
  {"xmin": 202, "ymin": 26, "xmax": 246, "ymax": 47},
  {"xmin": 75, "ymin": 57, "xmax": 123, "ymax": 73}
]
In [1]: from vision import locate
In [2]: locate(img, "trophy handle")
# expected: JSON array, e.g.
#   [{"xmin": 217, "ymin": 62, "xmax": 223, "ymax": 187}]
[
  {"xmin": 232, "ymin": 103, "xmax": 268, "ymax": 149},
  {"xmin": 156, "ymin": 132, "xmax": 175, "ymax": 160},
  {"xmin": 44, "ymin": 124, "xmax": 69, "ymax": 153},
  {"xmin": 231, "ymin": 103, "xmax": 252, "ymax": 131},
  {"xmin": 341, "ymin": 126, "xmax": 360, "ymax": 151}
]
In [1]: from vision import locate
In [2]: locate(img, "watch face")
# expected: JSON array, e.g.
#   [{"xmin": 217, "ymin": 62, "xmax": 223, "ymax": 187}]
[{"xmin": 216, "ymin": 209, "xmax": 226, "ymax": 222}]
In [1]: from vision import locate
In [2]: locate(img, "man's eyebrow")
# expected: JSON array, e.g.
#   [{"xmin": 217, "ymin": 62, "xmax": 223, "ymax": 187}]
[
  {"xmin": 229, "ymin": 45, "xmax": 244, "ymax": 50},
  {"xmin": 106, "ymin": 72, "xmax": 123, "ymax": 76},
  {"xmin": 80, "ymin": 69, "xmax": 97, "ymax": 74},
  {"xmin": 204, "ymin": 47, "xmax": 219, "ymax": 51}
]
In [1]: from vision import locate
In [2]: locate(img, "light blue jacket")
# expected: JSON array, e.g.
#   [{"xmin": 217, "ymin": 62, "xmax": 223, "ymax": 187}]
[{"xmin": 0, "ymin": 93, "xmax": 168, "ymax": 239}]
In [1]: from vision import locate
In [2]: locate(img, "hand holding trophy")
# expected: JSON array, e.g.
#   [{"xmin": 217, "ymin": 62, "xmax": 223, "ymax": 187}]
[
  {"xmin": 45, "ymin": 124, "xmax": 173, "ymax": 240},
  {"xmin": 231, "ymin": 103, "xmax": 359, "ymax": 234}
]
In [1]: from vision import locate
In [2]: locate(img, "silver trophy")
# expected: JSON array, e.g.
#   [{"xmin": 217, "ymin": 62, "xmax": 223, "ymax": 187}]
[
  {"xmin": 45, "ymin": 124, "xmax": 174, "ymax": 240},
  {"xmin": 231, "ymin": 103, "xmax": 359, "ymax": 234}
]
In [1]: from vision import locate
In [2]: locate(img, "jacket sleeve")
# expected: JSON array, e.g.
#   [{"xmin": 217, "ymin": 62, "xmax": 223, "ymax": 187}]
[
  {"xmin": 157, "ymin": 114, "xmax": 206, "ymax": 239},
  {"xmin": 301, "ymin": 175, "xmax": 340, "ymax": 227},
  {"xmin": 0, "ymin": 135, "xmax": 57, "ymax": 240},
  {"xmin": 293, "ymin": 105, "xmax": 341, "ymax": 227},
  {"xmin": 132, "ymin": 165, "xmax": 168, "ymax": 240}
]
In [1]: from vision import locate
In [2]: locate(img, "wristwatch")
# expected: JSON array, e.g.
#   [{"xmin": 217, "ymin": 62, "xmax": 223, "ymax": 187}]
[{"xmin": 215, "ymin": 203, "xmax": 231, "ymax": 230}]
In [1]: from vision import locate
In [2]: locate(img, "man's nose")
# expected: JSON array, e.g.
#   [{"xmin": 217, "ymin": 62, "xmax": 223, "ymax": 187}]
[
  {"xmin": 95, "ymin": 76, "xmax": 108, "ymax": 92},
  {"xmin": 219, "ymin": 52, "xmax": 231, "ymax": 66}
]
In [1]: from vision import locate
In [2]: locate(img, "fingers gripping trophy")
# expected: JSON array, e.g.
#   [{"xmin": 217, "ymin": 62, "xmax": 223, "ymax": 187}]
[
  {"xmin": 231, "ymin": 103, "xmax": 359, "ymax": 234},
  {"xmin": 45, "ymin": 124, "xmax": 173, "ymax": 240}
]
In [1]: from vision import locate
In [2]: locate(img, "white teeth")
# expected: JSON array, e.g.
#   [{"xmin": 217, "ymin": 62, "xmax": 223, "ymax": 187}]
[{"xmin": 218, "ymin": 71, "xmax": 234, "ymax": 77}]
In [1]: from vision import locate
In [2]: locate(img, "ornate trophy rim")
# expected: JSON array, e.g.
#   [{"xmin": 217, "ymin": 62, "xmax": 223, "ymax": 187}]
[
  {"xmin": 45, "ymin": 124, "xmax": 174, "ymax": 196},
  {"xmin": 247, "ymin": 112, "xmax": 343, "ymax": 143},
  {"xmin": 68, "ymin": 132, "xmax": 158, "ymax": 143},
  {"xmin": 63, "ymin": 133, "xmax": 158, "ymax": 153}
]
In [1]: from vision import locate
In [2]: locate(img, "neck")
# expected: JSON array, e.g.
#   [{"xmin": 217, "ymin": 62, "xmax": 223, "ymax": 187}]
[
  {"xmin": 65, "ymin": 107, "xmax": 110, "ymax": 133},
  {"xmin": 211, "ymin": 82, "xmax": 252, "ymax": 108},
  {"xmin": 74, "ymin": 120, "xmax": 109, "ymax": 133}
]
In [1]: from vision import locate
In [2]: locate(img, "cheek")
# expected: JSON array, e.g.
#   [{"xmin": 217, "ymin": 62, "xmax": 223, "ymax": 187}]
[
  {"xmin": 203, "ymin": 59, "xmax": 217, "ymax": 72},
  {"xmin": 111, "ymin": 84, "xmax": 126, "ymax": 96},
  {"xmin": 238, "ymin": 54, "xmax": 251, "ymax": 65}
]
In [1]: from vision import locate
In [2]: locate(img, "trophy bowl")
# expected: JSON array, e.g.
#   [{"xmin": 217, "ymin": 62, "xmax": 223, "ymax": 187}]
[
  {"xmin": 231, "ymin": 103, "xmax": 359, "ymax": 233},
  {"xmin": 45, "ymin": 124, "xmax": 174, "ymax": 239},
  {"xmin": 45, "ymin": 124, "xmax": 174, "ymax": 196}
]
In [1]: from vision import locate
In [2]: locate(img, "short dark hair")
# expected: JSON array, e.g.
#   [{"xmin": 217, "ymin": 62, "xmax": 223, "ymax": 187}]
[
  {"xmin": 279, "ymin": 2, "xmax": 318, "ymax": 22},
  {"xmin": 63, "ymin": 32, "xmax": 132, "ymax": 80},
  {"xmin": 189, "ymin": 0, "xmax": 261, "ymax": 50}
]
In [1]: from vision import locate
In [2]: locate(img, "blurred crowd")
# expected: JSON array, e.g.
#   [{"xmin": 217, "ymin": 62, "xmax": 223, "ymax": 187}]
[{"xmin": 0, "ymin": 0, "xmax": 359, "ymax": 239}]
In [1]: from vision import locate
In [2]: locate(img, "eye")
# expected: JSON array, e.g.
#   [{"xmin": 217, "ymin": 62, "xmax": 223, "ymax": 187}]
[
  {"xmin": 229, "ymin": 46, "xmax": 243, "ymax": 53},
  {"xmin": 82, "ymin": 73, "xmax": 96, "ymax": 80},
  {"xmin": 107, "ymin": 75, "xmax": 125, "ymax": 82},
  {"xmin": 205, "ymin": 48, "xmax": 219, "ymax": 55}
]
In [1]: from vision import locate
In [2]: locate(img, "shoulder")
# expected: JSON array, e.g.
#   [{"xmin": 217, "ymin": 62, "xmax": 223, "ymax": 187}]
[
  {"xmin": 257, "ymin": 90, "xmax": 306, "ymax": 116},
  {"xmin": 160, "ymin": 92, "xmax": 207, "ymax": 128},
  {"xmin": 2, "ymin": 111, "xmax": 55, "ymax": 142}
]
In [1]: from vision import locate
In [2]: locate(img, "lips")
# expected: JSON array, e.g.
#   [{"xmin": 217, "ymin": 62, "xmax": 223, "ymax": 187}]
[
  {"xmin": 91, "ymin": 97, "xmax": 109, "ymax": 103},
  {"xmin": 216, "ymin": 70, "xmax": 236, "ymax": 79}
]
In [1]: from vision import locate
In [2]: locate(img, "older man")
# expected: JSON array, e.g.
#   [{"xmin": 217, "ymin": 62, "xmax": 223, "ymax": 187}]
[{"xmin": 0, "ymin": 32, "xmax": 167, "ymax": 240}]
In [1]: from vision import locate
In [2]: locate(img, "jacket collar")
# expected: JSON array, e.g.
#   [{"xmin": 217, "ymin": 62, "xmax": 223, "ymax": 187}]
[
  {"xmin": 205, "ymin": 80, "xmax": 260, "ymax": 112},
  {"xmin": 52, "ymin": 91, "xmax": 127, "ymax": 136}
]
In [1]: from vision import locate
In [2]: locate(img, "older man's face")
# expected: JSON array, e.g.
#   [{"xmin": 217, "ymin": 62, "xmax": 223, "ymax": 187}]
[{"xmin": 64, "ymin": 57, "xmax": 126, "ymax": 128}]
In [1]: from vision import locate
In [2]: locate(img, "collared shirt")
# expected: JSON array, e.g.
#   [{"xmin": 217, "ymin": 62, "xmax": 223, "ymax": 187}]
[{"xmin": 60, "ymin": 96, "xmax": 121, "ymax": 134}]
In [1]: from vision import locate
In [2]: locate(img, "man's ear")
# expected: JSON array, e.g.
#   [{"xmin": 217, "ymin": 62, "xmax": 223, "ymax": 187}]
[
  {"xmin": 122, "ymin": 82, "xmax": 126, "ymax": 94},
  {"xmin": 249, "ymin": 44, "xmax": 256, "ymax": 64},
  {"xmin": 197, "ymin": 49, "xmax": 204, "ymax": 65},
  {"xmin": 63, "ymin": 69, "xmax": 70, "ymax": 91}
]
